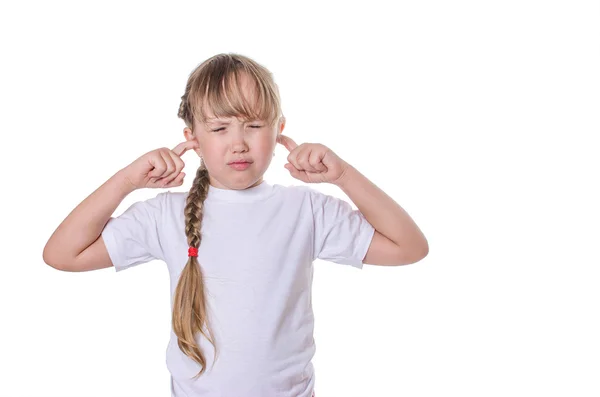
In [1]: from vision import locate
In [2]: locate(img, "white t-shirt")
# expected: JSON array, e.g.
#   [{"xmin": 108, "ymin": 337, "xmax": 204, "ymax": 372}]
[{"xmin": 101, "ymin": 180, "xmax": 375, "ymax": 397}]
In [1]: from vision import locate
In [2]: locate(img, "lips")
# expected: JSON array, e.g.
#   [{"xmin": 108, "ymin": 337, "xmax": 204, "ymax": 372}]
[
  {"xmin": 229, "ymin": 160, "xmax": 252, "ymax": 164},
  {"xmin": 229, "ymin": 161, "xmax": 251, "ymax": 171}
]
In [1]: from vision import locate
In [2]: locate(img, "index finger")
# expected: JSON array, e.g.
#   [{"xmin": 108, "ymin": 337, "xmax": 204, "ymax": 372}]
[
  {"xmin": 277, "ymin": 134, "xmax": 298, "ymax": 152},
  {"xmin": 171, "ymin": 140, "xmax": 199, "ymax": 156}
]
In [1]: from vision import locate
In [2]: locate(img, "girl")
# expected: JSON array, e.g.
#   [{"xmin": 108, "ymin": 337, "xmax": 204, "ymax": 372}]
[{"xmin": 43, "ymin": 53, "xmax": 429, "ymax": 397}]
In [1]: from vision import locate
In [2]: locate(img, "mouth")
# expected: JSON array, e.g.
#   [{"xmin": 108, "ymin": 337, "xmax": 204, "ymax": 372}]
[
  {"xmin": 228, "ymin": 160, "xmax": 253, "ymax": 165},
  {"xmin": 229, "ymin": 161, "xmax": 252, "ymax": 171}
]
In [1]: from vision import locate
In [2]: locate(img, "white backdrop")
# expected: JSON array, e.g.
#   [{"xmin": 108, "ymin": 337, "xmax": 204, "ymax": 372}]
[{"xmin": 1, "ymin": 0, "xmax": 598, "ymax": 396}]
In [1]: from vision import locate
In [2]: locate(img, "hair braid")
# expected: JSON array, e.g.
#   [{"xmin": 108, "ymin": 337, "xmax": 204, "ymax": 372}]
[{"xmin": 172, "ymin": 161, "xmax": 218, "ymax": 379}]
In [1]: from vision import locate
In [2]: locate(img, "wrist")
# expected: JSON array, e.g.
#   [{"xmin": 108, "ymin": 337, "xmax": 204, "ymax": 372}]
[
  {"xmin": 112, "ymin": 169, "xmax": 138, "ymax": 196},
  {"xmin": 334, "ymin": 163, "xmax": 358, "ymax": 190}
]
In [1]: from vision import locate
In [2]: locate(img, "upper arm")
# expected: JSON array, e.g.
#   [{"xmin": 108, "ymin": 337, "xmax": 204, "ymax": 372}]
[
  {"xmin": 57, "ymin": 235, "xmax": 114, "ymax": 272},
  {"xmin": 310, "ymin": 188, "xmax": 375, "ymax": 268},
  {"xmin": 363, "ymin": 230, "xmax": 427, "ymax": 266},
  {"xmin": 99, "ymin": 193, "xmax": 166, "ymax": 272}
]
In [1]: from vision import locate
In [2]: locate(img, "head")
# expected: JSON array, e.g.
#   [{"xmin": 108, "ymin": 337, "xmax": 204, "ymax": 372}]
[
  {"xmin": 178, "ymin": 53, "xmax": 286, "ymax": 190},
  {"xmin": 173, "ymin": 53, "xmax": 285, "ymax": 379}
]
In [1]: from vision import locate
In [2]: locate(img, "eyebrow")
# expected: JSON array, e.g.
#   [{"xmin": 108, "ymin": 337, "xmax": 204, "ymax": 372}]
[
  {"xmin": 206, "ymin": 118, "xmax": 260, "ymax": 124},
  {"xmin": 206, "ymin": 119, "xmax": 229, "ymax": 125}
]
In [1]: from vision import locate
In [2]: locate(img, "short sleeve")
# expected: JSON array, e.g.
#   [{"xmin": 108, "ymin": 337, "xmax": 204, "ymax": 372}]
[
  {"xmin": 101, "ymin": 192, "xmax": 167, "ymax": 272},
  {"xmin": 309, "ymin": 188, "xmax": 375, "ymax": 269}
]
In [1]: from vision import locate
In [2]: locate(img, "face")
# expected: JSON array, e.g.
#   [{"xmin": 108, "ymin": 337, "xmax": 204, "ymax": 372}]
[{"xmin": 183, "ymin": 74, "xmax": 285, "ymax": 190}]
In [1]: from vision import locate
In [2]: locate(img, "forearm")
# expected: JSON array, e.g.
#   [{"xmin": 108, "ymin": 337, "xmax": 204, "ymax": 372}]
[
  {"xmin": 335, "ymin": 165, "xmax": 428, "ymax": 252},
  {"xmin": 43, "ymin": 169, "xmax": 136, "ymax": 266}
]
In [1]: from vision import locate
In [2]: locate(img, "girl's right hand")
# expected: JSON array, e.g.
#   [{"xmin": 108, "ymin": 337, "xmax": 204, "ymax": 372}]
[{"xmin": 121, "ymin": 140, "xmax": 200, "ymax": 190}]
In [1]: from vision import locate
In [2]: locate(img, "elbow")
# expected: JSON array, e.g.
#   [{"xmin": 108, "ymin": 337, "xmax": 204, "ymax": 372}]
[
  {"xmin": 42, "ymin": 246, "xmax": 56, "ymax": 268},
  {"xmin": 44, "ymin": 259, "xmax": 75, "ymax": 272},
  {"xmin": 43, "ymin": 247, "xmax": 72, "ymax": 272},
  {"xmin": 421, "ymin": 240, "xmax": 429, "ymax": 258},
  {"xmin": 405, "ymin": 241, "xmax": 429, "ymax": 265},
  {"xmin": 417, "ymin": 240, "xmax": 429, "ymax": 261},
  {"xmin": 42, "ymin": 254, "xmax": 63, "ymax": 271}
]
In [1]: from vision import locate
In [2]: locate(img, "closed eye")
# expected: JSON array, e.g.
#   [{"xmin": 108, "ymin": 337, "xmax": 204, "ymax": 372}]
[{"xmin": 212, "ymin": 125, "xmax": 263, "ymax": 132}]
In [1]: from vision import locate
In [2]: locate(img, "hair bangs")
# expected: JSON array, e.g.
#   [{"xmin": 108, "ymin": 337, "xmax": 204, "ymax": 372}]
[{"xmin": 190, "ymin": 66, "xmax": 278, "ymax": 129}]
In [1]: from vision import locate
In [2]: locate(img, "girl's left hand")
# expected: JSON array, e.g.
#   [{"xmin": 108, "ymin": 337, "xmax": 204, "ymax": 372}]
[{"xmin": 277, "ymin": 134, "xmax": 350, "ymax": 185}]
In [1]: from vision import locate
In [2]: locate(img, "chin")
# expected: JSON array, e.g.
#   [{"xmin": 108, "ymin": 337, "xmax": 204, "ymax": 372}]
[{"xmin": 227, "ymin": 174, "xmax": 259, "ymax": 188}]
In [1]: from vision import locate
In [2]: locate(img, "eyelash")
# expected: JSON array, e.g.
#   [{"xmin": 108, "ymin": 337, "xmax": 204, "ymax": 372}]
[{"xmin": 212, "ymin": 125, "xmax": 263, "ymax": 132}]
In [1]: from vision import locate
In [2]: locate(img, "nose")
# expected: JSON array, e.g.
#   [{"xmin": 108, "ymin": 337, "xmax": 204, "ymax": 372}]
[
  {"xmin": 232, "ymin": 144, "xmax": 248, "ymax": 154},
  {"xmin": 230, "ymin": 128, "xmax": 249, "ymax": 153}
]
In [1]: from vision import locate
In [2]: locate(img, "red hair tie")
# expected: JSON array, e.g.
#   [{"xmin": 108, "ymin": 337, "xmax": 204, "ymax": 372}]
[{"xmin": 188, "ymin": 247, "xmax": 198, "ymax": 257}]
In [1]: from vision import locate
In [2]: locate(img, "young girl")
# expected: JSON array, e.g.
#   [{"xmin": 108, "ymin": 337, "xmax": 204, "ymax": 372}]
[{"xmin": 43, "ymin": 53, "xmax": 429, "ymax": 397}]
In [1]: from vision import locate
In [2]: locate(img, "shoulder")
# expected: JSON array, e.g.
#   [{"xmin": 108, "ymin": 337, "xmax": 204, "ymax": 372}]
[
  {"xmin": 278, "ymin": 184, "xmax": 351, "ymax": 213},
  {"xmin": 125, "ymin": 191, "xmax": 185, "ymax": 220},
  {"xmin": 122, "ymin": 191, "xmax": 169, "ymax": 215},
  {"xmin": 278, "ymin": 183, "xmax": 323, "ymax": 197},
  {"xmin": 162, "ymin": 190, "xmax": 187, "ymax": 205},
  {"xmin": 275, "ymin": 183, "xmax": 319, "ymax": 204},
  {"xmin": 288, "ymin": 184, "xmax": 343, "ymax": 204},
  {"xmin": 159, "ymin": 190, "xmax": 189, "ymax": 218},
  {"xmin": 279, "ymin": 183, "xmax": 311, "ymax": 195}
]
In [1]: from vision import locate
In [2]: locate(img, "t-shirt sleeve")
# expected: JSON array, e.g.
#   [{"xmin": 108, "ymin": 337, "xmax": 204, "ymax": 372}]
[
  {"xmin": 101, "ymin": 192, "xmax": 167, "ymax": 272},
  {"xmin": 309, "ymin": 188, "xmax": 375, "ymax": 269}
]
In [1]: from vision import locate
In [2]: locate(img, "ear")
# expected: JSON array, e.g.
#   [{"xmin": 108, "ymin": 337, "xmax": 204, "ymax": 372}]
[
  {"xmin": 280, "ymin": 116, "xmax": 286, "ymax": 131},
  {"xmin": 277, "ymin": 116, "xmax": 286, "ymax": 135},
  {"xmin": 183, "ymin": 127, "xmax": 203, "ymax": 157},
  {"xmin": 183, "ymin": 126, "xmax": 193, "ymax": 140}
]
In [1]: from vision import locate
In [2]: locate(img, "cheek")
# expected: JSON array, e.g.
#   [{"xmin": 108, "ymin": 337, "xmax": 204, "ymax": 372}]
[
  {"xmin": 262, "ymin": 133, "xmax": 278, "ymax": 150},
  {"xmin": 258, "ymin": 143, "xmax": 276, "ymax": 159},
  {"xmin": 201, "ymin": 145, "xmax": 227, "ymax": 164},
  {"xmin": 247, "ymin": 136, "xmax": 272, "ymax": 152}
]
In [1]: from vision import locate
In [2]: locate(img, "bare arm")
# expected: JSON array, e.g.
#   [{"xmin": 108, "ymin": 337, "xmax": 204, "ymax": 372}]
[
  {"xmin": 335, "ymin": 165, "xmax": 429, "ymax": 265},
  {"xmin": 43, "ymin": 169, "xmax": 136, "ymax": 271}
]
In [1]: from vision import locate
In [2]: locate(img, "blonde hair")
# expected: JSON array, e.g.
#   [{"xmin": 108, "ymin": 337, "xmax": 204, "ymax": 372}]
[{"xmin": 175, "ymin": 53, "xmax": 284, "ymax": 379}]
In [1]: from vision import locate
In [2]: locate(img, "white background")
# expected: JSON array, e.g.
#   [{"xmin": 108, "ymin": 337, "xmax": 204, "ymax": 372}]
[{"xmin": 1, "ymin": 0, "xmax": 598, "ymax": 396}]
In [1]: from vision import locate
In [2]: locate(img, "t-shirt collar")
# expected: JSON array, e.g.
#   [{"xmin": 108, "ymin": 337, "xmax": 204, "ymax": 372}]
[{"xmin": 205, "ymin": 180, "xmax": 274, "ymax": 203}]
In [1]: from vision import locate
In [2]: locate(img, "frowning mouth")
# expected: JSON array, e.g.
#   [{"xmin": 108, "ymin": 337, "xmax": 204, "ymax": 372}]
[
  {"xmin": 229, "ymin": 162, "xmax": 252, "ymax": 171},
  {"xmin": 228, "ymin": 160, "xmax": 252, "ymax": 164}
]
